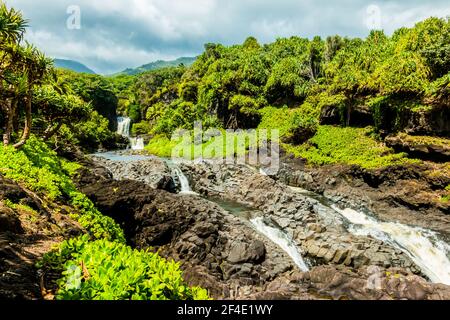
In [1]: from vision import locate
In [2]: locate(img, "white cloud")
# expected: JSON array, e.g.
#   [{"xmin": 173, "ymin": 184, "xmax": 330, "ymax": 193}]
[{"xmin": 7, "ymin": 0, "xmax": 450, "ymax": 74}]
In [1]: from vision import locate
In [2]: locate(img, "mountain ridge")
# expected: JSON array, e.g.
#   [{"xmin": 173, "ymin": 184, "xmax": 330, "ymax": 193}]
[
  {"xmin": 54, "ymin": 58, "xmax": 96, "ymax": 74},
  {"xmin": 116, "ymin": 57, "xmax": 196, "ymax": 76}
]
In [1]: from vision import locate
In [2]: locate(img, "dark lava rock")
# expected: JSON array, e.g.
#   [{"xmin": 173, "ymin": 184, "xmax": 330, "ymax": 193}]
[
  {"xmin": 386, "ymin": 134, "xmax": 450, "ymax": 163},
  {"xmin": 228, "ymin": 240, "xmax": 266, "ymax": 264},
  {"xmin": 90, "ymin": 156, "xmax": 176, "ymax": 192},
  {"xmin": 0, "ymin": 204, "xmax": 24, "ymax": 234}
]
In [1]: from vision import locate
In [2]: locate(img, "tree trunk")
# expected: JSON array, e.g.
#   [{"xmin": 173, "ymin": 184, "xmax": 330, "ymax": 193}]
[
  {"xmin": 13, "ymin": 89, "xmax": 32, "ymax": 149},
  {"xmin": 346, "ymin": 105, "xmax": 352, "ymax": 127},
  {"xmin": 43, "ymin": 122, "xmax": 62, "ymax": 141},
  {"xmin": 3, "ymin": 99, "xmax": 14, "ymax": 146},
  {"xmin": 12, "ymin": 99, "xmax": 20, "ymax": 132}
]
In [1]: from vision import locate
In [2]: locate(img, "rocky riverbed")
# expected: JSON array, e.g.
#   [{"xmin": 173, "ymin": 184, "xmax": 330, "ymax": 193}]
[{"xmin": 78, "ymin": 152, "xmax": 450, "ymax": 300}]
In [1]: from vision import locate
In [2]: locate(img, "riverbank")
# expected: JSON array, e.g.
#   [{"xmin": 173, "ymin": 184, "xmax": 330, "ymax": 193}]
[{"xmin": 79, "ymin": 150, "xmax": 450, "ymax": 299}]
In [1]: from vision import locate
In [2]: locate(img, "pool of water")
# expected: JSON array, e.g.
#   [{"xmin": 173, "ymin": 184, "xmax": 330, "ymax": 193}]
[{"xmin": 93, "ymin": 151, "xmax": 153, "ymax": 162}]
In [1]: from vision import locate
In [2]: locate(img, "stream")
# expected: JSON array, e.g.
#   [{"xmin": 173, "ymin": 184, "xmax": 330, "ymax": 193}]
[
  {"xmin": 167, "ymin": 161, "xmax": 310, "ymax": 271},
  {"xmin": 287, "ymin": 186, "xmax": 450, "ymax": 285},
  {"xmin": 93, "ymin": 151, "xmax": 450, "ymax": 285}
]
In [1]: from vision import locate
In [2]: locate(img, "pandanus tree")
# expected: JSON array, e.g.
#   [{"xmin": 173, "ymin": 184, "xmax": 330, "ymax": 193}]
[
  {"xmin": 12, "ymin": 45, "xmax": 54, "ymax": 148},
  {"xmin": 0, "ymin": 2, "xmax": 27, "ymax": 145},
  {"xmin": 33, "ymin": 85, "xmax": 90, "ymax": 141},
  {"xmin": 0, "ymin": 3, "xmax": 54, "ymax": 148}
]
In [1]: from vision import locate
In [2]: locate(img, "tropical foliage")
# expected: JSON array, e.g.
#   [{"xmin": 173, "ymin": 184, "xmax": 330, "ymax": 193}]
[{"xmin": 39, "ymin": 236, "xmax": 210, "ymax": 300}]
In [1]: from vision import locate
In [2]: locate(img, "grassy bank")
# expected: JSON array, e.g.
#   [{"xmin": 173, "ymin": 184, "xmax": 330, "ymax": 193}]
[
  {"xmin": 0, "ymin": 136, "xmax": 208, "ymax": 300},
  {"xmin": 145, "ymin": 107, "xmax": 415, "ymax": 170}
]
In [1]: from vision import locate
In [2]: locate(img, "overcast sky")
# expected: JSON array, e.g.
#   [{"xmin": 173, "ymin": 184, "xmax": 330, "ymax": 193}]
[{"xmin": 7, "ymin": 0, "xmax": 450, "ymax": 74}]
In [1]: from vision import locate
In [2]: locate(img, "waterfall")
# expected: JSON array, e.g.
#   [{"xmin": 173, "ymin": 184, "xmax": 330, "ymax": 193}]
[
  {"xmin": 117, "ymin": 117, "xmax": 144, "ymax": 151},
  {"xmin": 286, "ymin": 180, "xmax": 450, "ymax": 285},
  {"xmin": 130, "ymin": 137, "xmax": 145, "ymax": 151},
  {"xmin": 117, "ymin": 117, "xmax": 131, "ymax": 137},
  {"xmin": 172, "ymin": 166, "xmax": 198, "ymax": 195},
  {"xmin": 250, "ymin": 217, "xmax": 309, "ymax": 272},
  {"xmin": 331, "ymin": 206, "xmax": 450, "ymax": 285}
]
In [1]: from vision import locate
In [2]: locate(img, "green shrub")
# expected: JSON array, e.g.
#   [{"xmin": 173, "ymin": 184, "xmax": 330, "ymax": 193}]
[
  {"xmin": 146, "ymin": 130, "xmax": 261, "ymax": 160},
  {"xmin": 285, "ymin": 125, "xmax": 416, "ymax": 169},
  {"xmin": 0, "ymin": 136, "xmax": 124, "ymax": 242},
  {"xmin": 0, "ymin": 136, "xmax": 74, "ymax": 200},
  {"xmin": 442, "ymin": 185, "xmax": 450, "ymax": 203},
  {"xmin": 39, "ymin": 236, "xmax": 210, "ymax": 300},
  {"xmin": 131, "ymin": 121, "xmax": 151, "ymax": 136},
  {"xmin": 258, "ymin": 106, "xmax": 318, "ymax": 142},
  {"xmin": 145, "ymin": 134, "xmax": 179, "ymax": 158}
]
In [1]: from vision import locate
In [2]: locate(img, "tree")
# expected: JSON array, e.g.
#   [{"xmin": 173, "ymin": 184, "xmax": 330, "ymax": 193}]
[
  {"xmin": 33, "ymin": 85, "xmax": 90, "ymax": 141},
  {"xmin": 0, "ymin": 2, "xmax": 28, "ymax": 145},
  {"xmin": 1, "ymin": 3, "xmax": 53, "ymax": 148},
  {"xmin": 12, "ymin": 45, "xmax": 53, "ymax": 148}
]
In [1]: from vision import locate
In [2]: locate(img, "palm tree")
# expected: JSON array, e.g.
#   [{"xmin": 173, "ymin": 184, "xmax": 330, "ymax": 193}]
[
  {"xmin": 1, "ymin": 2, "xmax": 28, "ymax": 146},
  {"xmin": 0, "ymin": 3, "xmax": 28, "ymax": 44},
  {"xmin": 13, "ymin": 44, "xmax": 54, "ymax": 149},
  {"xmin": 1, "ymin": 3, "xmax": 54, "ymax": 148}
]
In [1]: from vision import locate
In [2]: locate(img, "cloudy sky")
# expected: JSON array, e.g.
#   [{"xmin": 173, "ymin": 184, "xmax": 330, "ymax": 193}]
[{"xmin": 7, "ymin": 0, "xmax": 450, "ymax": 74}]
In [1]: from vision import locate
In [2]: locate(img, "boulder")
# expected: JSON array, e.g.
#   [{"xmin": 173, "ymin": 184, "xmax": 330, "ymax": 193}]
[
  {"xmin": 228, "ymin": 240, "xmax": 266, "ymax": 264},
  {"xmin": 298, "ymin": 265, "xmax": 450, "ymax": 300},
  {"xmin": 0, "ymin": 203, "xmax": 24, "ymax": 234},
  {"xmin": 91, "ymin": 156, "xmax": 175, "ymax": 192}
]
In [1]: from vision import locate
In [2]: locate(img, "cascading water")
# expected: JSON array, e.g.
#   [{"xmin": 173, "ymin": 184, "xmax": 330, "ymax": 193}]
[
  {"xmin": 250, "ymin": 217, "xmax": 309, "ymax": 271},
  {"xmin": 171, "ymin": 165, "xmax": 198, "ymax": 195},
  {"xmin": 130, "ymin": 137, "xmax": 145, "ymax": 150},
  {"xmin": 116, "ymin": 117, "xmax": 144, "ymax": 151},
  {"xmin": 331, "ymin": 206, "xmax": 450, "ymax": 285},
  {"xmin": 117, "ymin": 117, "xmax": 131, "ymax": 137},
  {"xmin": 287, "ymin": 183, "xmax": 450, "ymax": 284}
]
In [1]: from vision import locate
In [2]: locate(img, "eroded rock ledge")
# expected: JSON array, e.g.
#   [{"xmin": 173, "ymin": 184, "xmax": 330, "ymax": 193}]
[{"xmin": 77, "ymin": 156, "xmax": 450, "ymax": 300}]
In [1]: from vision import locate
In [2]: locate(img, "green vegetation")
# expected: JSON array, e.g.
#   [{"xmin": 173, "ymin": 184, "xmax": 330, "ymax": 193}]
[
  {"xmin": 0, "ymin": 135, "xmax": 124, "ymax": 241},
  {"xmin": 284, "ymin": 126, "xmax": 416, "ymax": 169},
  {"xmin": 442, "ymin": 185, "xmax": 450, "ymax": 203},
  {"xmin": 108, "ymin": 17, "xmax": 449, "ymax": 169},
  {"xmin": 0, "ymin": 134, "xmax": 209, "ymax": 300},
  {"xmin": 146, "ymin": 130, "xmax": 253, "ymax": 159},
  {"xmin": 1, "ymin": 1, "xmax": 448, "ymax": 301},
  {"xmin": 0, "ymin": 2, "xmax": 53, "ymax": 148},
  {"xmin": 39, "ymin": 236, "xmax": 209, "ymax": 300}
]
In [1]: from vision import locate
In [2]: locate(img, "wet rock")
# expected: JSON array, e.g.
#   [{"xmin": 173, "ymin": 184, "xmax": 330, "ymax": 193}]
[
  {"xmin": 80, "ymin": 156, "xmax": 450, "ymax": 300},
  {"xmin": 78, "ymin": 170, "xmax": 295, "ymax": 299},
  {"xmin": 183, "ymin": 161, "xmax": 419, "ymax": 273}
]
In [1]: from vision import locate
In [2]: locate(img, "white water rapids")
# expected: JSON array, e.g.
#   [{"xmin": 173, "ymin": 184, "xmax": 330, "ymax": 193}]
[
  {"xmin": 168, "ymin": 162, "xmax": 308, "ymax": 270},
  {"xmin": 250, "ymin": 217, "xmax": 309, "ymax": 272},
  {"xmin": 331, "ymin": 206, "xmax": 450, "ymax": 285},
  {"xmin": 117, "ymin": 116, "xmax": 131, "ymax": 137},
  {"xmin": 171, "ymin": 166, "xmax": 198, "ymax": 196}
]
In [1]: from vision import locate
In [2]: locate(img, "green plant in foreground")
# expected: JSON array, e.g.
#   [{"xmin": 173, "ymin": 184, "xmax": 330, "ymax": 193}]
[
  {"xmin": 39, "ymin": 236, "xmax": 210, "ymax": 300},
  {"xmin": 0, "ymin": 136, "xmax": 125, "ymax": 242}
]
